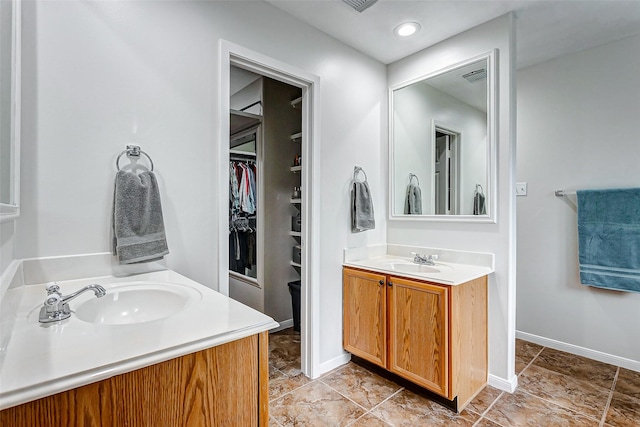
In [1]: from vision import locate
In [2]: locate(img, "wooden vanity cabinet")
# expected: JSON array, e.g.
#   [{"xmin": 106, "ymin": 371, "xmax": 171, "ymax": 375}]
[
  {"xmin": 343, "ymin": 267, "xmax": 488, "ymax": 411},
  {"xmin": 0, "ymin": 332, "xmax": 269, "ymax": 427}
]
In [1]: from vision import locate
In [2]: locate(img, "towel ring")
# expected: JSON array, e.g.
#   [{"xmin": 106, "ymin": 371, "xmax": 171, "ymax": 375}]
[
  {"xmin": 116, "ymin": 145, "xmax": 154, "ymax": 172},
  {"xmin": 353, "ymin": 166, "xmax": 368, "ymax": 182},
  {"xmin": 409, "ymin": 173, "xmax": 420, "ymax": 186}
]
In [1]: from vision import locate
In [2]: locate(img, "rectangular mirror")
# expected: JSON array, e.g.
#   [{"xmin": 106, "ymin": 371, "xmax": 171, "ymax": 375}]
[
  {"xmin": 389, "ymin": 50, "xmax": 496, "ymax": 222},
  {"xmin": 0, "ymin": 0, "xmax": 20, "ymax": 222}
]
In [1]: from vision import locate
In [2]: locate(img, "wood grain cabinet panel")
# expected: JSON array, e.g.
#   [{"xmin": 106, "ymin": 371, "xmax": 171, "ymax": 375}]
[
  {"xmin": 388, "ymin": 277, "xmax": 449, "ymax": 397},
  {"xmin": 343, "ymin": 268, "xmax": 387, "ymax": 367},
  {"xmin": 0, "ymin": 332, "xmax": 269, "ymax": 427},
  {"xmin": 343, "ymin": 267, "xmax": 487, "ymax": 412}
]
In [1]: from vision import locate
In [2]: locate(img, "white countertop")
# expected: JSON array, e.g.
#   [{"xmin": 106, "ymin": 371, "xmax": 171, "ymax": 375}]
[
  {"xmin": 0, "ymin": 269, "xmax": 278, "ymax": 410},
  {"xmin": 343, "ymin": 244, "xmax": 494, "ymax": 286}
]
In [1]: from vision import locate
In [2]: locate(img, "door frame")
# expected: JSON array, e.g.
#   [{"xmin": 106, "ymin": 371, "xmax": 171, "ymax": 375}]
[
  {"xmin": 218, "ymin": 40, "xmax": 321, "ymax": 378},
  {"xmin": 431, "ymin": 121, "xmax": 461, "ymax": 215}
]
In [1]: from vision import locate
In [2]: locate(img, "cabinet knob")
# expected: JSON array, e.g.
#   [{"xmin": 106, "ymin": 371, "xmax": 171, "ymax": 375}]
[
  {"xmin": 388, "ymin": 281, "xmax": 393, "ymax": 287},
  {"xmin": 378, "ymin": 280, "xmax": 384, "ymax": 285}
]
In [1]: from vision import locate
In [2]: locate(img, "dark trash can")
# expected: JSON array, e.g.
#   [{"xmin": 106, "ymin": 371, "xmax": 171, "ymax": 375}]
[{"xmin": 288, "ymin": 280, "xmax": 301, "ymax": 332}]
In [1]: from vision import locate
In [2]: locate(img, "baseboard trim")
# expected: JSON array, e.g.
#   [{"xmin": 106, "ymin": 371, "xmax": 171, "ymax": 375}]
[
  {"xmin": 517, "ymin": 330, "xmax": 640, "ymax": 372},
  {"xmin": 318, "ymin": 352, "xmax": 351, "ymax": 377},
  {"xmin": 270, "ymin": 319, "xmax": 294, "ymax": 333},
  {"xmin": 488, "ymin": 373, "xmax": 518, "ymax": 393}
]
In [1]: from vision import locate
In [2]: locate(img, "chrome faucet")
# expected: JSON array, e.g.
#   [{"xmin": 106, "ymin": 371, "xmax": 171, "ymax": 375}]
[
  {"xmin": 39, "ymin": 283, "xmax": 107, "ymax": 323},
  {"xmin": 411, "ymin": 252, "xmax": 438, "ymax": 266}
]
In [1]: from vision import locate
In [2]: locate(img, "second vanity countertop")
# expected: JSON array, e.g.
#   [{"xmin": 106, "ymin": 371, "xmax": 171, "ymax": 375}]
[
  {"xmin": 0, "ymin": 269, "xmax": 278, "ymax": 411},
  {"xmin": 343, "ymin": 244, "xmax": 495, "ymax": 286}
]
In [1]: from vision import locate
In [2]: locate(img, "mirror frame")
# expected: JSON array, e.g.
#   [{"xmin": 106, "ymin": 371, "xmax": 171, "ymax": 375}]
[
  {"xmin": 388, "ymin": 49, "xmax": 497, "ymax": 223},
  {"xmin": 0, "ymin": 0, "xmax": 21, "ymax": 222}
]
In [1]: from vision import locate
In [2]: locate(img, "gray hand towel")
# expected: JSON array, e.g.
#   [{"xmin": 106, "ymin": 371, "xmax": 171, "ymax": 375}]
[
  {"xmin": 351, "ymin": 180, "xmax": 375, "ymax": 232},
  {"xmin": 473, "ymin": 191, "xmax": 486, "ymax": 215},
  {"xmin": 112, "ymin": 170, "xmax": 169, "ymax": 264},
  {"xmin": 404, "ymin": 184, "xmax": 422, "ymax": 214}
]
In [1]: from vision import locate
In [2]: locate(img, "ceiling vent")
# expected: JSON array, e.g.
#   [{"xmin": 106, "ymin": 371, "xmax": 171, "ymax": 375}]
[
  {"xmin": 462, "ymin": 69, "xmax": 487, "ymax": 83},
  {"xmin": 342, "ymin": 0, "xmax": 379, "ymax": 13}
]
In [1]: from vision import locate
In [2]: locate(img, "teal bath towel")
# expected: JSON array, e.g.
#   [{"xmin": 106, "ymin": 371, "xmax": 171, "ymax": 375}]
[{"xmin": 577, "ymin": 188, "xmax": 640, "ymax": 293}]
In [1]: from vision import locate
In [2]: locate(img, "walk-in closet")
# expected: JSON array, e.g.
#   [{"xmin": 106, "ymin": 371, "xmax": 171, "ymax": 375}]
[{"xmin": 228, "ymin": 66, "xmax": 303, "ymax": 351}]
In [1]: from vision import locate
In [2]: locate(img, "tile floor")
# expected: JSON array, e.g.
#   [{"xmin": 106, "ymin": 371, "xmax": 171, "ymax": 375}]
[{"xmin": 268, "ymin": 329, "xmax": 640, "ymax": 427}]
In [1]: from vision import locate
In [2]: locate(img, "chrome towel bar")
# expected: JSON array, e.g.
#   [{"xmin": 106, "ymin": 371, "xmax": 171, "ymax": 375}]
[{"xmin": 555, "ymin": 190, "xmax": 576, "ymax": 197}]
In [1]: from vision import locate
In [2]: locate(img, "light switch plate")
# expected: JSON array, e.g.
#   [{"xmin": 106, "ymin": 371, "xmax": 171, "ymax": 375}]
[{"xmin": 515, "ymin": 182, "xmax": 528, "ymax": 196}]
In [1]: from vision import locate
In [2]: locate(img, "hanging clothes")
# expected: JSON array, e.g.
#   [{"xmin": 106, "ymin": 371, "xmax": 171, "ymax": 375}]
[{"xmin": 229, "ymin": 159, "xmax": 257, "ymax": 275}]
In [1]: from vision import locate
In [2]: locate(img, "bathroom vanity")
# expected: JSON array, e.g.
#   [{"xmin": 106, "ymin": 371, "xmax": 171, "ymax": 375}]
[
  {"xmin": 342, "ymin": 245, "xmax": 493, "ymax": 412},
  {"xmin": 0, "ymin": 257, "xmax": 278, "ymax": 426}
]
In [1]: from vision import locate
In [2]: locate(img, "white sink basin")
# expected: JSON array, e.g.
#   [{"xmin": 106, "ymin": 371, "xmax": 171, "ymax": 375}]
[
  {"xmin": 372, "ymin": 260, "xmax": 452, "ymax": 274},
  {"xmin": 386, "ymin": 263, "xmax": 440, "ymax": 273},
  {"xmin": 75, "ymin": 282, "xmax": 202, "ymax": 325}
]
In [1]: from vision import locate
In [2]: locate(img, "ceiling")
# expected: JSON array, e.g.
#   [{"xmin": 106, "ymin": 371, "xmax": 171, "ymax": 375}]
[{"xmin": 264, "ymin": 0, "xmax": 640, "ymax": 69}]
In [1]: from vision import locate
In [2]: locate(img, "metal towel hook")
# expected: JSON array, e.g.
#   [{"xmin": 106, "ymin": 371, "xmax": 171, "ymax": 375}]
[
  {"xmin": 115, "ymin": 145, "xmax": 154, "ymax": 172},
  {"xmin": 409, "ymin": 173, "xmax": 420, "ymax": 186},
  {"xmin": 353, "ymin": 166, "xmax": 368, "ymax": 182}
]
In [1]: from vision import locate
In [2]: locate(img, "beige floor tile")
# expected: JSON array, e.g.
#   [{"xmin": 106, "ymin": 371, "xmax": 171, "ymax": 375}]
[
  {"xmin": 321, "ymin": 362, "xmax": 402, "ymax": 410},
  {"xmin": 269, "ymin": 415, "xmax": 283, "ymax": 426},
  {"xmin": 269, "ymin": 334, "xmax": 301, "ymax": 370},
  {"xmin": 269, "ymin": 370, "xmax": 311, "ymax": 401},
  {"xmin": 532, "ymin": 347, "xmax": 617, "ymax": 389},
  {"xmin": 604, "ymin": 391, "xmax": 640, "ymax": 426},
  {"xmin": 277, "ymin": 360, "xmax": 304, "ymax": 377},
  {"xmin": 270, "ymin": 381, "xmax": 366, "ymax": 427},
  {"xmin": 614, "ymin": 368, "xmax": 640, "ymax": 400},
  {"xmin": 466, "ymin": 386, "xmax": 502, "ymax": 415},
  {"xmin": 267, "ymin": 334, "xmax": 637, "ymax": 427},
  {"xmin": 515, "ymin": 356, "xmax": 530, "ymax": 375},
  {"xmin": 348, "ymin": 413, "xmax": 392, "ymax": 426},
  {"xmin": 484, "ymin": 389, "xmax": 600, "ymax": 427},
  {"xmin": 515, "ymin": 339, "xmax": 543, "ymax": 362},
  {"xmin": 371, "ymin": 389, "xmax": 480, "ymax": 426},
  {"xmin": 474, "ymin": 418, "xmax": 503, "ymax": 427},
  {"xmin": 518, "ymin": 364, "xmax": 610, "ymax": 419}
]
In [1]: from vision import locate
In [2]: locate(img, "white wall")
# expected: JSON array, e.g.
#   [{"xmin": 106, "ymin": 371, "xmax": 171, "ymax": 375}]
[
  {"xmin": 517, "ymin": 34, "xmax": 640, "ymax": 368},
  {"xmin": 393, "ymin": 83, "xmax": 487, "ymax": 215},
  {"xmin": 387, "ymin": 14, "xmax": 517, "ymax": 388},
  {"xmin": 17, "ymin": 1, "xmax": 387, "ymax": 372}
]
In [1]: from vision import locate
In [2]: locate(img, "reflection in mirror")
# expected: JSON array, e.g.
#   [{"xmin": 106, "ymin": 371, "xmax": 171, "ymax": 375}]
[
  {"xmin": 390, "ymin": 51, "xmax": 494, "ymax": 221},
  {"xmin": 0, "ymin": 0, "xmax": 20, "ymax": 221}
]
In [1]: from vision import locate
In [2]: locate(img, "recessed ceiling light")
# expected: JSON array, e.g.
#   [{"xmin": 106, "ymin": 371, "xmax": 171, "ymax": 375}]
[{"xmin": 394, "ymin": 22, "xmax": 421, "ymax": 37}]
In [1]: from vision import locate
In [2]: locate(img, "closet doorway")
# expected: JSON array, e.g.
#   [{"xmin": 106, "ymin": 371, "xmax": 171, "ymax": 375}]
[
  {"xmin": 228, "ymin": 66, "xmax": 302, "ymax": 329},
  {"xmin": 219, "ymin": 41, "xmax": 320, "ymax": 378}
]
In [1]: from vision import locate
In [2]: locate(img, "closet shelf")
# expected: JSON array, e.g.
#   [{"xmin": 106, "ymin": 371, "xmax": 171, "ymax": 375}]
[
  {"xmin": 230, "ymin": 149, "xmax": 256, "ymax": 157},
  {"xmin": 290, "ymin": 261, "xmax": 302, "ymax": 268},
  {"xmin": 290, "ymin": 132, "xmax": 302, "ymax": 143},
  {"xmin": 290, "ymin": 165, "xmax": 302, "ymax": 173},
  {"xmin": 291, "ymin": 97, "xmax": 302, "ymax": 109},
  {"xmin": 230, "ymin": 109, "xmax": 262, "ymax": 136},
  {"xmin": 290, "ymin": 198, "xmax": 302, "ymax": 204},
  {"xmin": 289, "ymin": 231, "xmax": 301, "ymax": 237}
]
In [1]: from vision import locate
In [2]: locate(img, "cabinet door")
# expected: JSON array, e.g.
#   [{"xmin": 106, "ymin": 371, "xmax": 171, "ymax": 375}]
[
  {"xmin": 388, "ymin": 276, "xmax": 449, "ymax": 397},
  {"xmin": 343, "ymin": 268, "xmax": 387, "ymax": 367}
]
